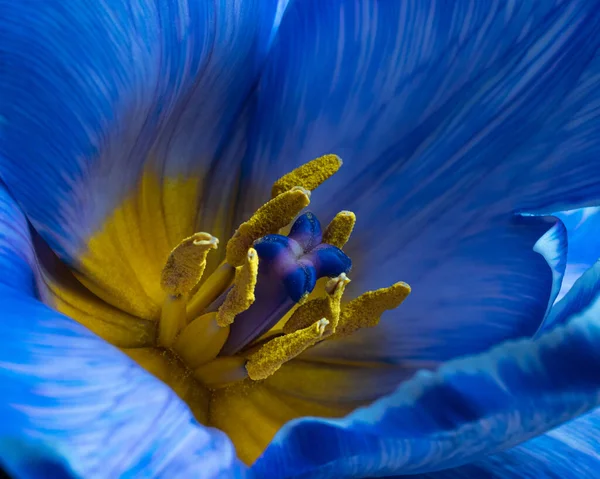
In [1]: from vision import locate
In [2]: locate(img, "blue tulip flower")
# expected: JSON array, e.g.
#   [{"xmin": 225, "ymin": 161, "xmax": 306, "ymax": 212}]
[{"xmin": 2, "ymin": 1, "xmax": 600, "ymax": 478}]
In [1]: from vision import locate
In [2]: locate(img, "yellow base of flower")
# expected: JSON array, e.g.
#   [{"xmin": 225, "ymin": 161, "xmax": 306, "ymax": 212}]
[{"xmin": 37, "ymin": 156, "xmax": 411, "ymax": 465}]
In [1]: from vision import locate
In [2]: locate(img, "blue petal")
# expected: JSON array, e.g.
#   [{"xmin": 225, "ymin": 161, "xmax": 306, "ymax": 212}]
[
  {"xmin": 0, "ymin": 1, "xmax": 281, "ymax": 262},
  {"xmin": 241, "ymin": 0, "xmax": 600, "ymax": 365},
  {"xmin": 305, "ymin": 215, "xmax": 564, "ymax": 368},
  {"xmin": 246, "ymin": 0, "xmax": 600, "ymax": 211},
  {"xmin": 410, "ymin": 408, "xmax": 600, "ymax": 478},
  {"xmin": 252, "ymin": 262, "xmax": 600, "ymax": 478},
  {"xmin": 554, "ymin": 207, "xmax": 600, "ymax": 301},
  {"xmin": 0, "ymin": 186, "xmax": 244, "ymax": 477}
]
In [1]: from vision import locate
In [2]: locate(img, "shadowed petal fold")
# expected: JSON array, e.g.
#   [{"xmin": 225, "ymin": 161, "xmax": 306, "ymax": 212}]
[
  {"xmin": 251, "ymin": 255, "xmax": 600, "ymax": 478},
  {"xmin": 0, "ymin": 185, "xmax": 243, "ymax": 478}
]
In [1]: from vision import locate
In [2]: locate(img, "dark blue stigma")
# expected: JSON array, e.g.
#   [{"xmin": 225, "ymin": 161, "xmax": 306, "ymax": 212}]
[{"xmin": 219, "ymin": 212, "xmax": 351, "ymax": 356}]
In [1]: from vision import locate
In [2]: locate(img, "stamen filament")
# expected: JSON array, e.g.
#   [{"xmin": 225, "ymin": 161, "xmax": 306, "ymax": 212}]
[
  {"xmin": 226, "ymin": 187, "xmax": 310, "ymax": 267},
  {"xmin": 324, "ymin": 273, "xmax": 350, "ymax": 333},
  {"xmin": 246, "ymin": 318, "xmax": 330, "ymax": 380},
  {"xmin": 217, "ymin": 248, "xmax": 259, "ymax": 327},
  {"xmin": 323, "ymin": 211, "xmax": 356, "ymax": 249},
  {"xmin": 173, "ymin": 312, "xmax": 230, "ymax": 369},
  {"xmin": 333, "ymin": 281, "xmax": 411, "ymax": 339},
  {"xmin": 193, "ymin": 356, "xmax": 248, "ymax": 389},
  {"xmin": 271, "ymin": 154, "xmax": 342, "ymax": 198},
  {"xmin": 186, "ymin": 262, "xmax": 235, "ymax": 321},
  {"xmin": 161, "ymin": 232, "xmax": 218, "ymax": 296},
  {"xmin": 157, "ymin": 294, "xmax": 187, "ymax": 348}
]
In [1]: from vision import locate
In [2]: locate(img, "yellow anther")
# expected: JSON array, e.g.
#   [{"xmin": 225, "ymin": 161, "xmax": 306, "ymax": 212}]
[
  {"xmin": 217, "ymin": 249, "xmax": 259, "ymax": 327},
  {"xmin": 282, "ymin": 273, "xmax": 350, "ymax": 334},
  {"xmin": 333, "ymin": 282, "xmax": 411, "ymax": 339},
  {"xmin": 226, "ymin": 187, "xmax": 310, "ymax": 266},
  {"xmin": 173, "ymin": 312, "xmax": 230, "ymax": 369},
  {"xmin": 157, "ymin": 294, "xmax": 187, "ymax": 348},
  {"xmin": 161, "ymin": 232, "xmax": 219, "ymax": 296},
  {"xmin": 246, "ymin": 318, "xmax": 330, "ymax": 380},
  {"xmin": 193, "ymin": 356, "xmax": 248, "ymax": 389},
  {"xmin": 323, "ymin": 211, "xmax": 356, "ymax": 248},
  {"xmin": 271, "ymin": 154, "xmax": 343, "ymax": 198}
]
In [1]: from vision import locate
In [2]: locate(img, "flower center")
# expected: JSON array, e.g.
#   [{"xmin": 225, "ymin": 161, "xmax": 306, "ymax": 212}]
[{"xmin": 153, "ymin": 155, "xmax": 411, "ymax": 390}]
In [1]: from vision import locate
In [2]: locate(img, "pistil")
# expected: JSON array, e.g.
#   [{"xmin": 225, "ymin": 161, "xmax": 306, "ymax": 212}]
[{"xmin": 220, "ymin": 212, "xmax": 352, "ymax": 356}]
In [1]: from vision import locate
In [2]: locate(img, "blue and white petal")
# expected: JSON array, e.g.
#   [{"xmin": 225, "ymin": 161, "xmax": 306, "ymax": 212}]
[
  {"xmin": 251, "ymin": 255, "xmax": 600, "ymax": 478},
  {"xmin": 554, "ymin": 207, "xmax": 600, "ymax": 301},
  {"xmin": 242, "ymin": 0, "xmax": 600, "ymax": 365},
  {"xmin": 410, "ymin": 408, "xmax": 600, "ymax": 479},
  {"xmin": 0, "ymin": 186, "xmax": 243, "ymax": 478},
  {"xmin": 540, "ymin": 257, "xmax": 600, "ymax": 334},
  {"xmin": 532, "ymin": 217, "xmax": 568, "ymax": 318}
]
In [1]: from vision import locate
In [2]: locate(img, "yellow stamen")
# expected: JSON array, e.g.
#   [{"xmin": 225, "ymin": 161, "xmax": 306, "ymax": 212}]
[
  {"xmin": 173, "ymin": 312, "xmax": 230, "ymax": 369},
  {"xmin": 193, "ymin": 356, "xmax": 248, "ymax": 389},
  {"xmin": 246, "ymin": 318, "xmax": 330, "ymax": 380},
  {"xmin": 186, "ymin": 262, "xmax": 235, "ymax": 321},
  {"xmin": 161, "ymin": 232, "xmax": 219, "ymax": 296},
  {"xmin": 333, "ymin": 282, "xmax": 411, "ymax": 339},
  {"xmin": 271, "ymin": 154, "xmax": 343, "ymax": 198},
  {"xmin": 323, "ymin": 211, "xmax": 356, "ymax": 249},
  {"xmin": 282, "ymin": 273, "xmax": 350, "ymax": 334},
  {"xmin": 217, "ymin": 248, "xmax": 259, "ymax": 327},
  {"xmin": 226, "ymin": 187, "xmax": 310, "ymax": 267},
  {"xmin": 157, "ymin": 294, "xmax": 187, "ymax": 348}
]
